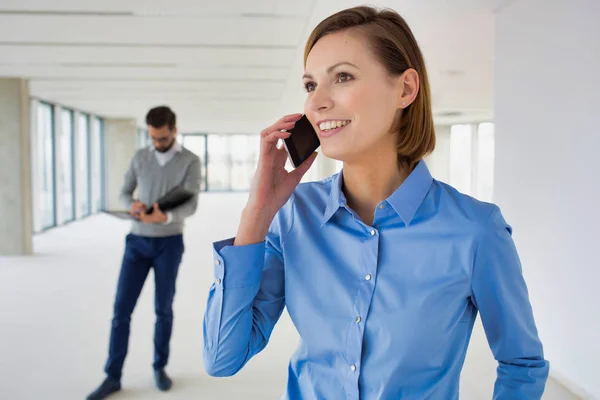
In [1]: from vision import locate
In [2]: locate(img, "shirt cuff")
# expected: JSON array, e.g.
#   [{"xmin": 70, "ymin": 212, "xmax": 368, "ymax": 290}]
[
  {"xmin": 162, "ymin": 211, "xmax": 173, "ymax": 224},
  {"xmin": 213, "ymin": 238, "xmax": 265, "ymax": 288}
]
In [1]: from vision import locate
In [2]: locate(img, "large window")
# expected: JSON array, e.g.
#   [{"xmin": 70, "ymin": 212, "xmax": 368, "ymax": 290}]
[
  {"xmin": 91, "ymin": 117, "xmax": 104, "ymax": 213},
  {"xmin": 230, "ymin": 135, "xmax": 259, "ymax": 191},
  {"xmin": 206, "ymin": 135, "xmax": 232, "ymax": 191},
  {"xmin": 30, "ymin": 100, "xmax": 105, "ymax": 233},
  {"xmin": 475, "ymin": 123, "xmax": 495, "ymax": 202},
  {"xmin": 137, "ymin": 128, "xmax": 149, "ymax": 148},
  {"xmin": 181, "ymin": 133, "xmax": 260, "ymax": 192},
  {"xmin": 203, "ymin": 134, "xmax": 260, "ymax": 191},
  {"xmin": 33, "ymin": 102, "xmax": 56, "ymax": 231},
  {"xmin": 448, "ymin": 123, "xmax": 495, "ymax": 202},
  {"xmin": 182, "ymin": 135, "xmax": 208, "ymax": 191},
  {"xmin": 76, "ymin": 113, "xmax": 91, "ymax": 218},
  {"xmin": 59, "ymin": 109, "xmax": 75, "ymax": 223},
  {"xmin": 449, "ymin": 124, "xmax": 474, "ymax": 195}
]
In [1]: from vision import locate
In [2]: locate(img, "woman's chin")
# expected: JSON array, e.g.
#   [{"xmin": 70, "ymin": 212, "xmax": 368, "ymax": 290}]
[{"xmin": 320, "ymin": 145, "xmax": 348, "ymax": 163}]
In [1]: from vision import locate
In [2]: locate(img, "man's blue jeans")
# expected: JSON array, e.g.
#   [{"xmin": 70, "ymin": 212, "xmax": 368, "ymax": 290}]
[{"xmin": 104, "ymin": 233, "xmax": 184, "ymax": 381}]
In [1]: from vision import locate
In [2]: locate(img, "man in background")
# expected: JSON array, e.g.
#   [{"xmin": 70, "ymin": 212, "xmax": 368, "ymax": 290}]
[{"xmin": 88, "ymin": 106, "xmax": 201, "ymax": 400}]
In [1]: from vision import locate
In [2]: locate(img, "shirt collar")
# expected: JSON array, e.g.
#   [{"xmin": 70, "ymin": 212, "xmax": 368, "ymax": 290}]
[
  {"xmin": 321, "ymin": 172, "xmax": 346, "ymax": 227},
  {"xmin": 320, "ymin": 160, "xmax": 433, "ymax": 227}
]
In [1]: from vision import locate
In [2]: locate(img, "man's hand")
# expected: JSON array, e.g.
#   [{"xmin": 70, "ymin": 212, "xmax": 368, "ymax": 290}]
[
  {"xmin": 138, "ymin": 203, "xmax": 168, "ymax": 224},
  {"xmin": 130, "ymin": 201, "xmax": 146, "ymax": 217}
]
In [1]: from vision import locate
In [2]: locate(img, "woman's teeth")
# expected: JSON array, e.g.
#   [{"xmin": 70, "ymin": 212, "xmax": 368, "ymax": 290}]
[{"xmin": 319, "ymin": 120, "xmax": 350, "ymax": 131}]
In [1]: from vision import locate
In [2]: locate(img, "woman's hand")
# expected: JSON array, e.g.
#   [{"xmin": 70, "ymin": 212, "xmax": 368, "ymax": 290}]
[{"xmin": 235, "ymin": 113, "xmax": 318, "ymax": 246}]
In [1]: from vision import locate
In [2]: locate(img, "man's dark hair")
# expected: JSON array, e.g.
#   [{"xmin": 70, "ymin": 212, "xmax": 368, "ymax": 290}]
[{"xmin": 146, "ymin": 106, "xmax": 176, "ymax": 130}]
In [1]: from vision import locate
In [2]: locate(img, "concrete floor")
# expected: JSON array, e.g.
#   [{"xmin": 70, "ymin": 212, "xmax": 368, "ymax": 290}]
[{"xmin": 0, "ymin": 193, "xmax": 582, "ymax": 399}]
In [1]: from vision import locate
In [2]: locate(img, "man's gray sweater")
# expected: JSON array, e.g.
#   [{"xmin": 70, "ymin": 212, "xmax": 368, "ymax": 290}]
[{"xmin": 120, "ymin": 147, "xmax": 201, "ymax": 237}]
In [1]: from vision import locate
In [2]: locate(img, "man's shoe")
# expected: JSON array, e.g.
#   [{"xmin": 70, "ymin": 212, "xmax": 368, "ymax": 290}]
[
  {"xmin": 154, "ymin": 369, "xmax": 173, "ymax": 391},
  {"xmin": 86, "ymin": 377, "xmax": 121, "ymax": 400}
]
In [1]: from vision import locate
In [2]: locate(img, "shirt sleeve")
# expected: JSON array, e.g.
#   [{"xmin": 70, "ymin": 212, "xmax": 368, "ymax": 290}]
[
  {"xmin": 471, "ymin": 205, "xmax": 549, "ymax": 399},
  {"xmin": 202, "ymin": 197, "xmax": 293, "ymax": 377}
]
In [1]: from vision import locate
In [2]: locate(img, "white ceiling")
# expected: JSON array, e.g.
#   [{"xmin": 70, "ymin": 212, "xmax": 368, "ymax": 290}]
[{"xmin": 0, "ymin": 0, "xmax": 507, "ymax": 132}]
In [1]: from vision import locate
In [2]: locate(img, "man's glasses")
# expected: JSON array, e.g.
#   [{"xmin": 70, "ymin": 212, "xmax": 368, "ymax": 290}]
[{"xmin": 151, "ymin": 136, "xmax": 172, "ymax": 144}]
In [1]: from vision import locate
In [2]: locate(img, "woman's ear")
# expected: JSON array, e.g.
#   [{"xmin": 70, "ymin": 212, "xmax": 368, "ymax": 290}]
[{"xmin": 397, "ymin": 68, "xmax": 419, "ymax": 109}]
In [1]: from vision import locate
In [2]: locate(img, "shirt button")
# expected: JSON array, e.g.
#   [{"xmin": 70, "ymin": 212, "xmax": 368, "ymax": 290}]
[
  {"xmin": 350, "ymin": 364, "xmax": 357, "ymax": 372},
  {"xmin": 216, "ymin": 278, "xmax": 222, "ymax": 284},
  {"xmin": 215, "ymin": 259, "xmax": 221, "ymax": 266},
  {"xmin": 365, "ymin": 274, "xmax": 372, "ymax": 281},
  {"xmin": 370, "ymin": 229, "xmax": 376, "ymax": 236},
  {"xmin": 355, "ymin": 316, "xmax": 361, "ymax": 323},
  {"xmin": 379, "ymin": 204, "xmax": 385, "ymax": 209}
]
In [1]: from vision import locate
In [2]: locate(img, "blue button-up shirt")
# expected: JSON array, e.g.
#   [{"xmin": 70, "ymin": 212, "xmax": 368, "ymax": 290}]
[{"xmin": 203, "ymin": 161, "xmax": 549, "ymax": 399}]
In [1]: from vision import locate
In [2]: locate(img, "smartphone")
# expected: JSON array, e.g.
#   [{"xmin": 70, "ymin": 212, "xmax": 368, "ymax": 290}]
[{"xmin": 282, "ymin": 114, "xmax": 320, "ymax": 168}]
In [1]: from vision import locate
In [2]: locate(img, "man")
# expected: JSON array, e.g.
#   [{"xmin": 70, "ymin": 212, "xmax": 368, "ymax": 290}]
[{"xmin": 88, "ymin": 106, "xmax": 201, "ymax": 400}]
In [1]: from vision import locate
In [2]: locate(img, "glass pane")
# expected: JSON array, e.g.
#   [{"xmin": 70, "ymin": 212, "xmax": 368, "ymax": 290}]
[
  {"xmin": 449, "ymin": 124, "xmax": 473, "ymax": 195},
  {"xmin": 207, "ymin": 135, "xmax": 231, "ymax": 191},
  {"xmin": 60, "ymin": 110, "xmax": 74, "ymax": 222},
  {"xmin": 36, "ymin": 103, "xmax": 56, "ymax": 230},
  {"xmin": 182, "ymin": 135, "xmax": 207, "ymax": 191},
  {"xmin": 230, "ymin": 135, "xmax": 259, "ymax": 191},
  {"xmin": 76, "ymin": 114, "xmax": 90, "ymax": 218},
  {"xmin": 91, "ymin": 117, "xmax": 103, "ymax": 213},
  {"xmin": 138, "ymin": 128, "xmax": 147, "ymax": 148},
  {"xmin": 476, "ymin": 123, "xmax": 495, "ymax": 202}
]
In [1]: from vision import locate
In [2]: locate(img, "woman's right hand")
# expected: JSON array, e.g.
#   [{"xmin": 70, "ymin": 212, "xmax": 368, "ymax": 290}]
[{"xmin": 235, "ymin": 113, "xmax": 318, "ymax": 246}]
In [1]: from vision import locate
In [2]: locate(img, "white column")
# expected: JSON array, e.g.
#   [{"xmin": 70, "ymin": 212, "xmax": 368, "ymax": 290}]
[
  {"xmin": 104, "ymin": 118, "xmax": 137, "ymax": 211},
  {"xmin": 0, "ymin": 78, "xmax": 33, "ymax": 255}
]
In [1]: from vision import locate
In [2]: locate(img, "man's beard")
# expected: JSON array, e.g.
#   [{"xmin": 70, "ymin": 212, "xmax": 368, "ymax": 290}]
[{"xmin": 156, "ymin": 140, "xmax": 175, "ymax": 153}]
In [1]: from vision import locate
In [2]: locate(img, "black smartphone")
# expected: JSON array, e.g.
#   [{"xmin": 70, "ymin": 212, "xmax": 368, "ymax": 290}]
[{"xmin": 283, "ymin": 114, "xmax": 320, "ymax": 168}]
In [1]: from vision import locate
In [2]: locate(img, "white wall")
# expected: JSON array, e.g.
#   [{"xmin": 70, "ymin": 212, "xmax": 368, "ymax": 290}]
[{"xmin": 495, "ymin": 0, "xmax": 600, "ymax": 397}]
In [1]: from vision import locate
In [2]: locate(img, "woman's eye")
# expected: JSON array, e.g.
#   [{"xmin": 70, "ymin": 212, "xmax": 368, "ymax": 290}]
[
  {"xmin": 304, "ymin": 82, "xmax": 316, "ymax": 92},
  {"xmin": 337, "ymin": 72, "xmax": 353, "ymax": 83}
]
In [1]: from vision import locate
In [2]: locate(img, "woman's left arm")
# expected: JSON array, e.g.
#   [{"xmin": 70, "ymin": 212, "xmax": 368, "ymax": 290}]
[{"xmin": 471, "ymin": 205, "xmax": 550, "ymax": 399}]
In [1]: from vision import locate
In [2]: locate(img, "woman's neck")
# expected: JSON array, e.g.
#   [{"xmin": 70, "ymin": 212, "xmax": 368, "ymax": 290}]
[{"xmin": 342, "ymin": 152, "xmax": 411, "ymax": 226}]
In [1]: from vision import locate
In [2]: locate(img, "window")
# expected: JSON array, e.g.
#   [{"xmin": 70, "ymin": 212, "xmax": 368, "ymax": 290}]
[
  {"xmin": 230, "ymin": 135, "xmax": 259, "ymax": 191},
  {"xmin": 137, "ymin": 128, "xmax": 149, "ymax": 148},
  {"xmin": 76, "ymin": 113, "xmax": 91, "ymax": 218},
  {"xmin": 448, "ymin": 123, "xmax": 495, "ymax": 201},
  {"xmin": 449, "ymin": 124, "xmax": 473, "ymax": 195},
  {"xmin": 60, "ymin": 109, "xmax": 75, "ymax": 223},
  {"xmin": 91, "ymin": 117, "xmax": 104, "ymax": 213},
  {"xmin": 204, "ymin": 134, "xmax": 260, "ymax": 191},
  {"xmin": 33, "ymin": 102, "xmax": 56, "ymax": 231},
  {"xmin": 206, "ymin": 135, "xmax": 232, "ymax": 191},
  {"xmin": 182, "ymin": 134, "xmax": 208, "ymax": 191},
  {"xmin": 31, "ymin": 101, "xmax": 106, "ymax": 232},
  {"xmin": 476, "ymin": 123, "xmax": 495, "ymax": 202}
]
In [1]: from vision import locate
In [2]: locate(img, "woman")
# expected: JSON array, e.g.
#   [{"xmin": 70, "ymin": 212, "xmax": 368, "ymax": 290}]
[{"xmin": 203, "ymin": 6, "xmax": 549, "ymax": 399}]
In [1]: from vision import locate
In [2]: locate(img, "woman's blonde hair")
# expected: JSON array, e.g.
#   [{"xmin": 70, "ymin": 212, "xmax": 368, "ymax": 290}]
[{"xmin": 304, "ymin": 6, "xmax": 436, "ymax": 168}]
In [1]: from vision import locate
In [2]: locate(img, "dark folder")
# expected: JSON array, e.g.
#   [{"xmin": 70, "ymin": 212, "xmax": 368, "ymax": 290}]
[{"xmin": 103, "ymin": 186, "xmax": 195, "ymax": 220}]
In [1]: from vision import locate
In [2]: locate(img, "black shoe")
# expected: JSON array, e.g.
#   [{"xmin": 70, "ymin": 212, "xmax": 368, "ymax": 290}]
[
  {"xmin": 154, "ymin": 369, "xmax": 173, "ymax": 391},
  {"xmin": 86, "ymin": 377, "xmax": 121, "ymax": 400}
]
